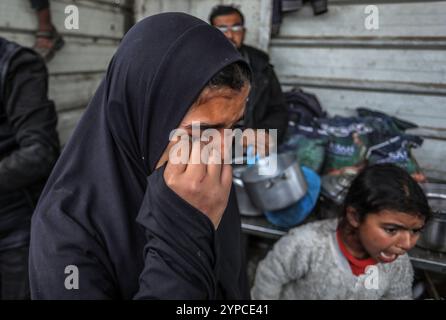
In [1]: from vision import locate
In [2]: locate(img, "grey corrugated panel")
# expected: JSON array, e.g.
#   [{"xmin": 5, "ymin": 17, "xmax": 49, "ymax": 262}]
[
  {"xmin": 279, "ymin": 76, "xmax": 446, "ymax": 96},
  {"xmin": 330, "ymin": 0, "xmax": 446, "ymax": 5},
  {"xmin": 57, "ymin": 108, "xmax": 86, "ymax": 145},
  {"xmin": 276, "ymin": 2, "xmax": 446, "ymax": 38},
  {"xmin": 49, "ymin": 72, "xmax": 104, "ymax": 112},
  {"xmin": 271, "ymin": 47, "xmax": 446, "ymax": 85},
  {"xmin": 271, "ymin": 37, "xmax": 446, "ymax": 49}
]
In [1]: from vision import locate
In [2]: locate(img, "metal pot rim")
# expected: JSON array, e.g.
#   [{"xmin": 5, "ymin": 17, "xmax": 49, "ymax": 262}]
[{"xmin": 241, "ymin": 153, "xmax": 297, "ymax": 183}]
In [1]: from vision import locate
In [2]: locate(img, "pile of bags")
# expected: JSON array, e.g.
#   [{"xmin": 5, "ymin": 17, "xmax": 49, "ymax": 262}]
[{"xmin": 280, "ymin": 88, "xmax": 425, "ymax": 181}]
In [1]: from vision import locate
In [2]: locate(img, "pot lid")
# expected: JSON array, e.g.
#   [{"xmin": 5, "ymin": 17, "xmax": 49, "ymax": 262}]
[
  {"xmin": 420, "ymin": 183, "xmax": 446, "ymax": 216},
  {"xmin": 427, "ymin": 197, "xmax": 446, "ymax": 217}
]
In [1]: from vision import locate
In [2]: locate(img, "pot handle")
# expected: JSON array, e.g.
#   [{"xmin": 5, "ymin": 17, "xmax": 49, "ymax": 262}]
[
  {"xmin": 426, "ymin": 193, "xmax": 446, "ymax": 200},
  {"xmin": 233, "ymin": 177, "xmax": 244, "ymax": 188},
  {"xmin": 265, "ymin": 173, "xmax": 288, "ymax": 189},
  {"xmin": 265, "ymin": 180, "xmax": 274, "ymax": 189}
]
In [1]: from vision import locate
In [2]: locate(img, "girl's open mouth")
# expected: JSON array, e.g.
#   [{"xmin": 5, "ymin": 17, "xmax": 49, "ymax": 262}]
[{"xmin": 379, "ymin": 251, "xmax": 398, "ymax": 263}]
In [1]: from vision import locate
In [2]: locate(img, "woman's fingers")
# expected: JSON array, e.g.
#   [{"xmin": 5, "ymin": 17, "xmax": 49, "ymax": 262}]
[
  {"xmin": 207, "ymin": 146, "xmax": 222, "ymax": 181},
  {"xmin": 163, "ymin": 134, "xmax": 233, "ymax": 230},
  {"xmin": 220, "ymin": 163, "xmax": 233, "ymax": 190},
  {"xmin": 185, "ymin": 138, "xmax": 206, "ymax": 180},
  {"xmin": 165, "ymin": 137, "xmax": 188, "ymax": 175}
]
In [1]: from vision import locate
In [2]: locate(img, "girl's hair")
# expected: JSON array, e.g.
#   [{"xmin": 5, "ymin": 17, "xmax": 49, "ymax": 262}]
[
  {"xmin": 207, "ymin": 61, "xmax": 251, "ymax": 91},
  {"xmin": 342, "ymin": 164, "xmax": 431, "ymax": 221}
]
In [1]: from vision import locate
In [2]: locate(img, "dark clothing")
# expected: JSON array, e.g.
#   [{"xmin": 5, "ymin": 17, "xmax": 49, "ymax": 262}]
[
  {"xmin": 0, "ymin": 38, "xmax": 59, "ymax": 251},
  {"xmin": 272, "ymin": 0, "xmax": 328, "ymax": 35},
  {"xmin": 30, "ymin": 0, "xmax": 49, "ymax": 11},
  {"xmin": 0, "ymin": 38, "xmax": 58, "ymax": 301},
  {"xmin": 135, "ymin": 167, "xmax": 247, "ymax": 299},
  {"xmin": 29, "ymin": 13, "xmax": 251, "ymax": 299},
  {"xmin": 0, "ymin": 246, "xmax": 30, "ymax": 300},
  {"xmin": 240, "ymin": 45, "xmax": 288, "ymax": 144},
  {"xmin": 275, "ymin": 0, "xmax": 328, "ymax": 15}
]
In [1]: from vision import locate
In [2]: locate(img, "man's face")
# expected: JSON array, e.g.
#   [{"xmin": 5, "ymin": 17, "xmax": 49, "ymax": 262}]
[
  {"xmin": 156, "ymin": 84, "xmax": 250, "ymax": 168},
  {"xmin": 356, "ymin": 210, "xmax": 425, "ymax": 263},
  {"xmin": 212, "ymin": 13, "xmax": 245, "ymax": 49}
]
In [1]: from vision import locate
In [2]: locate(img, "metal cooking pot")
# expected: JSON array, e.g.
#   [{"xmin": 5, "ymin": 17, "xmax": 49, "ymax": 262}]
[
  {"xmin": 321, "ymin": 168, "xmax": 358, "ymax": 205},
  {"xmin": 240, "ymin": 153, "xmax": 307, "ymax": 211},
  {"xmin": 417, "ymin": 183, "xmax": 446, "ymax": 253},
  {"xmin": 232, "ymin": 164, "xmax": 263, "ymax": 216}
]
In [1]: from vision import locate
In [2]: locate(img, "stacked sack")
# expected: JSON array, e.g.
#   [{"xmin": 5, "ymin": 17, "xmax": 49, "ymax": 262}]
[{"xmin": 281, "ymin": 88, "xmax": 425, "ymax": 181}]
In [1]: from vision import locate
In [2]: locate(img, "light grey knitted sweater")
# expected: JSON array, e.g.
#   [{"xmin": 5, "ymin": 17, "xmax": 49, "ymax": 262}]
[{"xmin": 251, "ymin": 218, "xmax": 414, "ymax": 300}]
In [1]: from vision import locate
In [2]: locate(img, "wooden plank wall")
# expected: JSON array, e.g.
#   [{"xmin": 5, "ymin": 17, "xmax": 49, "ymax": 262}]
[
  {"xmin": 270, "ymin": 0, "xmax": 446, "ymax": 180},
  {"xmin": 0, "ymin": 0, "xmax": 133, "ymax": 144}
]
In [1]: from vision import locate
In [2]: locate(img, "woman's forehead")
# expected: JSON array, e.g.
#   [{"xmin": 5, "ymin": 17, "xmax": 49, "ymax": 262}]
[{"xmin": 182, "ymin": 86, "xmax": 249, "ymax": 124}]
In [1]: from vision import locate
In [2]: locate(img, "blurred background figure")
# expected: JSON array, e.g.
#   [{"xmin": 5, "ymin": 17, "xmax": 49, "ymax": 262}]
[
  {"xmin": 209, "ymin": 5, "xmax": 289, "ymax": 147},
  {"xmin": 0, "ymin": 36, "xmax": 59, "ymax": 299},
  {"xmin": 30, "ymin": 0, "xmax": 64, "ymax": 61}
]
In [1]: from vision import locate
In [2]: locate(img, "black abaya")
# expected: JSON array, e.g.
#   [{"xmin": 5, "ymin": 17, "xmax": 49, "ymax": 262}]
[{"xmin": 29, "ymin": 13, "xmax": 250, "ymax": 299}]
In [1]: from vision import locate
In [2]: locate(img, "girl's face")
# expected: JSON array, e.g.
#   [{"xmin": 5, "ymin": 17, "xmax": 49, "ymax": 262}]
[{"xmin": 353, "ymin": 209, "xmax": 425, "ymax": 263}]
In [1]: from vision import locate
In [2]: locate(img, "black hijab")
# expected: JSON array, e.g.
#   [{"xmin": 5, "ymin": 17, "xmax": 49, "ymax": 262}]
[{"xmin": 29, "ymin": 13, "xmax": 250, "ymax": 299}]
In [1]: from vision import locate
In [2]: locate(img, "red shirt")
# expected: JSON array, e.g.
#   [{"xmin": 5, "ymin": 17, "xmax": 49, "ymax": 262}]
[{"xmin": 336, "ymin": 229, "xmax": 377, "ymax": 276}]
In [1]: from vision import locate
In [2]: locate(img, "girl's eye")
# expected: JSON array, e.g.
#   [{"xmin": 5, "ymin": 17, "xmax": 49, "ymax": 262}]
[{"xmin": 411, "ymin": 229, "xmax": 422, "ymax": 235}]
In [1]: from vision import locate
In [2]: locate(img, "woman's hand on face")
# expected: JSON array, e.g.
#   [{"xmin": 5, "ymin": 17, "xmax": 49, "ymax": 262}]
[{"xmin": 163, "ymin": 139, "xmax": 233, "ymax": 229}]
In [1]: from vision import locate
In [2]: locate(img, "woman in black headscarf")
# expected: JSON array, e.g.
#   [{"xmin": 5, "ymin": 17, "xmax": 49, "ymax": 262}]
[{"xmin": 29, "ymin": 12, "xmax": 251, "ymax": 299}]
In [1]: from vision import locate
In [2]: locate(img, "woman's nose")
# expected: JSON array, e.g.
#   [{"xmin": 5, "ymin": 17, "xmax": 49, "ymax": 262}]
[{"xmin": 397, "ymin": 231, "xmax": 413, "ymax": 251}]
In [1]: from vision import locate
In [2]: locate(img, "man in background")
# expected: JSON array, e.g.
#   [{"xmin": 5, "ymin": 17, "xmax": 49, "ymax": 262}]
[
  {"xmin": 0, "ymin": 37, "xmax": 59, "ymax": 299},
  {"xmin": 209, "ymin": 5, "xmax": 288, "ymax": 146}
]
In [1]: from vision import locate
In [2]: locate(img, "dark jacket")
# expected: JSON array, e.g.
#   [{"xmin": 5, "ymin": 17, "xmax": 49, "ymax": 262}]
[
  {"xmin": 29, "ymin": 13, "xmax": 250, "ymax": 300},
  {"xmin": 240, "ymin": 45, "xmax": 288, "ymax": 144},
  {"xmin": 0, "ymin": 38, "xmax": 59, "ymax": 250}
]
